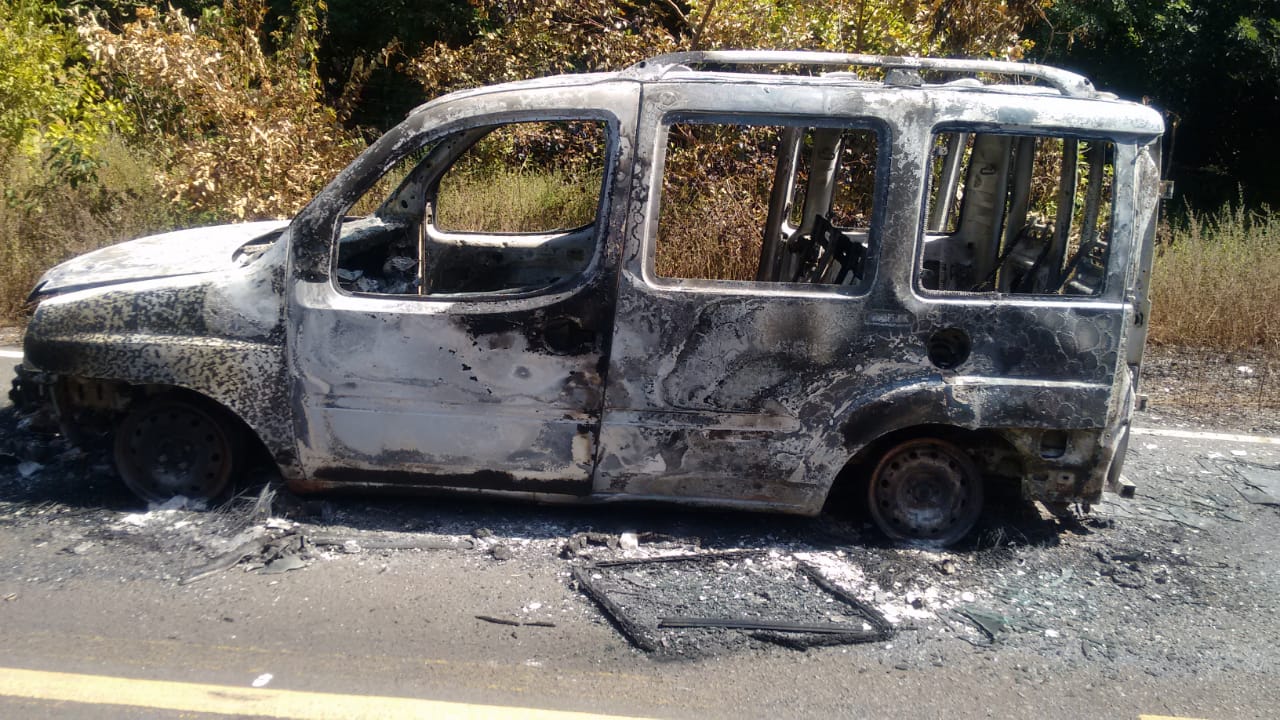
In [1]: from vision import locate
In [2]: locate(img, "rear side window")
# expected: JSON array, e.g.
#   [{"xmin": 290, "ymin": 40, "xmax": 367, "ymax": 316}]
[
  {"xmin": 919, "ymin": 131, "xmax": 1115, "ymax": 296},
  {"xmin": 653, "ymin": 119, "xmax": 882, "ymax": 291}
]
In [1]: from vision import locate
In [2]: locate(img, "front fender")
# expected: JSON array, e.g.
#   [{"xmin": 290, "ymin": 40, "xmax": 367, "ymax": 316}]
[{"xmin": 23, "ymin": 268, "xmax": 299, "ymax": 478}]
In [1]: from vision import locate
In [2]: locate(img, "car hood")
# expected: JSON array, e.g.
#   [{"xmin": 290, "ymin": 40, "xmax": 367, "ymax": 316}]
[{"xmin": 34, "ymin": 220, "xmax": 291, "ymax": 296}]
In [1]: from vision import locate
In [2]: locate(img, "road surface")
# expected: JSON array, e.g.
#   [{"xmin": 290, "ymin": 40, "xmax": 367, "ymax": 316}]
[{"xmin": 1, "ymin": 344, "xmax": 1276, "ymax": 719}]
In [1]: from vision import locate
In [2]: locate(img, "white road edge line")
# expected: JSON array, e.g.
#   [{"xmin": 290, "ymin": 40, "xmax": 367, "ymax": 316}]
[
  {"xmin": 0, "ymin": 349, "xmax": 22, "ymax": 360},
  {"xmin": 1132, "ymin": 427, "xmax": 1280, "ymax": 445}
]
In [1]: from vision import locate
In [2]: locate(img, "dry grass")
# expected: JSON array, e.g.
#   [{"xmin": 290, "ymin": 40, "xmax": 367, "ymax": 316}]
[
  {"xmin": 653, "ymin": 128, "xmax": 775, "ymax": 282},
  {"xmin": 435, "ymin": 169, "xmax": 599, "ymax": 233},
  {"xmin": 656, "ymin": 174, "xmax": 766, "ymax": 282},
  {"xmin": 1150, "ymin": 204, "xmax": 1280, "ymax": 354},
  {"xmin": 0, "ymin": 139, "xmax": 181, "ymax": 319}
]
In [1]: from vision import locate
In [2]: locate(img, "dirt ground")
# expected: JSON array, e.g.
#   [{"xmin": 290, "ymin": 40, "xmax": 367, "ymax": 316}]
[
  {"xmin": 2, "ymin": 362, "xmax": 1279, "ymax": 708},
  {"xmin": 1142, "ymin": 344, "xmax": 1280, "ymax": 434}
]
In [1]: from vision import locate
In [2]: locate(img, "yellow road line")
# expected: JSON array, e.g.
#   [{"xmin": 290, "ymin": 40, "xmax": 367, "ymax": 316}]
[
  {"xmin": 0, "ymin": 667, "xmax": 654, "ymax": 720},
  {"xmin": 8, "ymin": 628, "xmax": 656, "ymax": 687},
  {"xmin": 1139, "ymin": 715, "xmax": 1209, "ymax": 720}
]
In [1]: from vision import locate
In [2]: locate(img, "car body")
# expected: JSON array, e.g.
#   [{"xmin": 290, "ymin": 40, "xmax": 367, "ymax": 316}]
[{"xmin": 15, "ymin": 51, "xmax": 1165, "ymax": 545}]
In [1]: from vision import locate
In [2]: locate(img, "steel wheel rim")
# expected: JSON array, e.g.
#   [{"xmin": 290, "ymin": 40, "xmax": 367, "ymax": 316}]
[
  {"xmin": 868, "ymin": 439, "xmax": 983, "ymax": 547},
  {"xmin": 114, "ymin": 401, "xmax": 234, "ymax": 503}
]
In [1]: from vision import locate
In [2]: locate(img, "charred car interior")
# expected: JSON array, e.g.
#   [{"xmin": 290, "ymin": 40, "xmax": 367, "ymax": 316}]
[
  {"xmin": 13, "ymin": 51, "xmax": 1165, "ymax": 547},
  {"xmin": 334, "ymin": 119, "xmax": 608, "ymax": 297},
  {"xmin": 921, "ymin": 131, "xmax": 1116, "ymax": 297}
]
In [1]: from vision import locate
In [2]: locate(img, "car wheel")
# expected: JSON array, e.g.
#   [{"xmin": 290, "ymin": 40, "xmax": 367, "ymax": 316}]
[
  {"xmin": 867, "ymin": 438, "xmax": 984, "ymax": 547},
  {"xmin": 113, "ymin": 397, "xmax": 241, "ymax": 504}
]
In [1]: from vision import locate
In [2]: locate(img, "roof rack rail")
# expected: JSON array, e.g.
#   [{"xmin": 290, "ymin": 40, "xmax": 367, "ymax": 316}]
[{"xmin": 626, "ymin": 50, "xmax": 1095, "ymax": 99}]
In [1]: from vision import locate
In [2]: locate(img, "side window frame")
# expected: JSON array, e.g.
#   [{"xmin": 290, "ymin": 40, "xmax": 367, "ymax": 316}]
[
  {"xmin": 329, "ymin": 110, "xmax": 621, "ymax": 304},
  {"xmin": 914, "ymin": 123, "xmax": 1121, "ymax": 301},
  {"xmin": 642, "ymin": 111, "xmax": 891, "ymax": 298}
]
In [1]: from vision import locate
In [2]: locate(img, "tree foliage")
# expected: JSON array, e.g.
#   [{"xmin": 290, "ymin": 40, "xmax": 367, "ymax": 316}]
[
  {"xmin": 0, "ymin": 0, "xmax": 129, "ymax": 182},
  {"xmin": 692, "ymin": 0, "xmax": 1037, "ymax": 57},
  {"xmin": 81, "ymin": 1, "xmax": 361, "ymax": 219},
  {"xmin": 405, "ymin": 1, "xmax": 1040, "ymax": 99},
  {"xmin": 300, "ymin": 0, "xmax": 476, "ymax": 127},
  {"xmin": 1029, "ymin": 0, "xmax": 1280, "ymax": 209},
  {"xmin": 406, "ymin": 0, "xmax": 679, "ymax": 98}
]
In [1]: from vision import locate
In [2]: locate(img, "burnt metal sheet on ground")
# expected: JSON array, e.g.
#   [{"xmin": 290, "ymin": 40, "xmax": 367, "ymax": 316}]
[
  {"xmin": 1233, "ymin": 463, "xmax": 1280, "ymax": 506},
  {"xmin": 573, "ymin": 551, "xmax": 893, "ymax": 657}
]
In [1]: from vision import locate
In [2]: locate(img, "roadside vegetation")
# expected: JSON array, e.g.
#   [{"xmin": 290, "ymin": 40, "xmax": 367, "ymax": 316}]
[
  {"xmin": 0, "ymin": 0, "xmax": 359, "ymax": 317},
  {"xmin": 1147, "ymin": 205, "xmax": 1280, "ymax": 420},
  {"xmin": 2, "ymin": 0, "xmax": 1278, "ymax": 360},
  {"xmin": 1151, "ymin": 204, "xmax": 1280, "ymax": 352},
  {"xmin": 434, "ymin": 170, "xmax": 601, "ymax": 234}
]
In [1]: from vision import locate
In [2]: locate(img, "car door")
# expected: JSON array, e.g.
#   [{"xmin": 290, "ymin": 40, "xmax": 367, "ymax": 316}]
[
  {"xmin": 287, "ymin": 82, "xmax": 639, "ymax": 495},
  {"xmin": 593, "ymin": 80, "xmax": 893, "ymax": 513}
]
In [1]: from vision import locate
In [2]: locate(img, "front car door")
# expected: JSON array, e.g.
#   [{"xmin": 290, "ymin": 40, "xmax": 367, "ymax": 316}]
[{"xmin": 286, "ymin": 80, "xmax": 639, "ymax": 496}]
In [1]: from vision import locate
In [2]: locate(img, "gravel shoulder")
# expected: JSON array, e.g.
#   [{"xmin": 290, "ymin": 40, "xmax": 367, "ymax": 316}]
[{"xmin": 1142, "ymin": 344, "xmax": 1280, "ymax": 434}]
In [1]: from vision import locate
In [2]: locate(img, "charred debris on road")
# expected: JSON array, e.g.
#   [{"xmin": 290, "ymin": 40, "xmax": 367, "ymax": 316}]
[{"xmin": 573, "ymin": 551, "xmax": 895, "ymax": 655}]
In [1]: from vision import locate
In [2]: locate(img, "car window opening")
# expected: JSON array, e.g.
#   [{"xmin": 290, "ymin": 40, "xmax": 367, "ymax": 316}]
[
  {"xmin": 920, "ymin": 131, "xmax": 1115, "ymax": 297},
  {"xmin": 335, "ymin": 120, "xmax": 609, "ymax": 297},
  {"xmin": 655, "ymin": 121, "xmax": 880, "ymax": 291}
]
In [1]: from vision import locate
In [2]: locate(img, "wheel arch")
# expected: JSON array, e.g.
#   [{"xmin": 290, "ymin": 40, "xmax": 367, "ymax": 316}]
[
  {"xmin": 824, "ymin": 422, "xmax": 1024, "ymax": 514},
  {"xmin": 123, "ymin": 384, "xmax": 272, "ymax": 461},
  {"xmin": 51, "ymin": 376, "xmax": 290, "ymax": 481}
]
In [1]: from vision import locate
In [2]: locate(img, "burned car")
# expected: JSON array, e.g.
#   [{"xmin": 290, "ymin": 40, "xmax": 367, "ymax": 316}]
[{"xmin": 14, "ymin": 51, "xmax": 1164, "ymax": 546}]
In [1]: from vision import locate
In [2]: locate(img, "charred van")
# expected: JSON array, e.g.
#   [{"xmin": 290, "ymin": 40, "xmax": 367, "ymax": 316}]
[{"xmin": 15, "ymin": 52, "xmax": 1164, "ymax": 546}]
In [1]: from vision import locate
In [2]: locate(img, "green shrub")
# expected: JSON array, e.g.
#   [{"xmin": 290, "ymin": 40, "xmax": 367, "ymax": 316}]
[
  {"xmin": 0, "ymin": 136, "xmax": 181, "ymax": 319},
  {"xmin": 0, "ymin": 0, "xmax": 130, "ymax": 183},
  {"xmin": 0, "ymin": 0, "xmax": 154, "ymax": 320},
  {"xmin": 82, "ymin": 1, "xmax": 361, "ymax": 221}
]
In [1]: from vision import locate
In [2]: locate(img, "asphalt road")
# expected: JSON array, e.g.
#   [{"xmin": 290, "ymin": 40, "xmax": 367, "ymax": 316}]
[
  {"xmin": 1, "ymin": 343, "xmax": 1277, "ymax": 719},
  {"xmin": 1, "ymin": 347, "xmax": 19, "ymax": 395}
]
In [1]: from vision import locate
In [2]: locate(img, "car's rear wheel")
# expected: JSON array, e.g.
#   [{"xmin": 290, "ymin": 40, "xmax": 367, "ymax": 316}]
[
  {"xmin": 114, "ymin": 397, "xmax": 241, "ymax": 504},
  {"xmin": 867, "ymin": 438, "xmax": 983, "ymax": 547}
]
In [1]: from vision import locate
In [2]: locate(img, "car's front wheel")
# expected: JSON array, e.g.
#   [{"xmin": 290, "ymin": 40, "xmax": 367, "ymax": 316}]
[{"xmin": 113, "ymin": 396, "xmax": 242, "ymax": 504}]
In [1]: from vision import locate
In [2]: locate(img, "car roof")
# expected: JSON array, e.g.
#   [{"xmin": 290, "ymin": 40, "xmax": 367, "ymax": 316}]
[{"xmin": 407, "ymin": 50, "xmax": 1164, "ymax": 137}]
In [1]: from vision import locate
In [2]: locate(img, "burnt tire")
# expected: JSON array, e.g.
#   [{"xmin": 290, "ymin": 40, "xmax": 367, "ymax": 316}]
[
  {"xmin": 867, "ymin": 438, "xmax": 984, "ymax": 548},
  {"xmin": 9, "ymin": 367, "xmax": 42, "ymax": 412},
  {"xmin": 113, "ymin": 397, "xmax": 242, "ymax": 504}
]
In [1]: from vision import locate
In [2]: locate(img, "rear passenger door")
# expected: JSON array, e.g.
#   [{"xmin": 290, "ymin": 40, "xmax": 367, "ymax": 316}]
[{"xmin": 594, "ymin": 82, "xmax": 891, "ymax": 512}]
